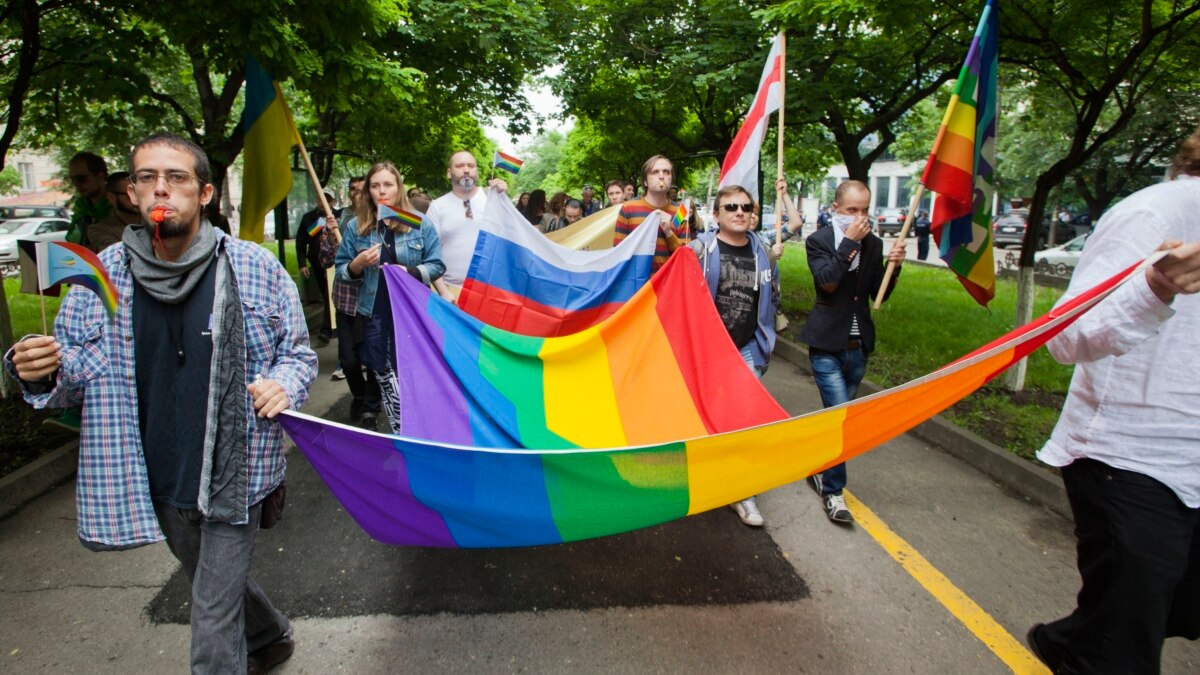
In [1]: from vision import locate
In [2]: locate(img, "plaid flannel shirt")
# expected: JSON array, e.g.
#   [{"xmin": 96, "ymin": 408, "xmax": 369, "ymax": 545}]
[
  {"xmin": 321, "ymin": 216, "xmax": 359, "ymax": 316},
  {"xmin": 5, "ymin": 231, "xmax": 317, "ymax": 550}
]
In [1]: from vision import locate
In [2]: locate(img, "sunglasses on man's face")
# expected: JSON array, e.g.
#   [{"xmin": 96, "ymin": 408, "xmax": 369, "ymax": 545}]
[{"xmin": 720, "ymin": 203, "xmax": 754, "ymax": 213}]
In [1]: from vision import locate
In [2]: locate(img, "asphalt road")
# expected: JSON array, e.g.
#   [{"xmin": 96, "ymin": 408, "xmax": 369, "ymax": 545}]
[{"xmin": 1, "ymin": 332, "xmax": 1197, "ymax": 673}]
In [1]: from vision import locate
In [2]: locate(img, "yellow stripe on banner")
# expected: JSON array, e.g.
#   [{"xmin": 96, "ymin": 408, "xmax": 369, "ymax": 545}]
[
  {"xmin": 686, "ymin": 407, "xmax": 846, "ymax": 515},
  {"xmin": 540, "ymin": 327, "xmax": 627, "ymax": 448},
  {"xmin": 844, "ymin": 491, "xmax": 1050, "ymax": 675}
]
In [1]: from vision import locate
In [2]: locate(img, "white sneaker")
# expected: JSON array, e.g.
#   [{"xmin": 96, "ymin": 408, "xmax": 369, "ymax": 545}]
[
  {"xmin": 730, "ymin": 497, "xmax": 764, "ymax": 527},
  {"xmin": 331, "ymin": 368, "xmax": 346, "ymax": 381}
]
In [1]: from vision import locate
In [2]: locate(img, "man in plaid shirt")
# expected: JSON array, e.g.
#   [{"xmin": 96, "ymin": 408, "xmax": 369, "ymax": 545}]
[{"xmin": 6, "ymin": 133, "xmax": 316, "ymax": 675}]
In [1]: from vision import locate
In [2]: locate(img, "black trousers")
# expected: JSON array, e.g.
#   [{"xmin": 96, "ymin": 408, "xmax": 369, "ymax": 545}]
[
  {"xmin": 336, "ymin": 311, "xmax": 380, "ymax": 416},
  {"xmin": 1041, "ymin": 458, "xmax": 1200, "ymax": 674}
]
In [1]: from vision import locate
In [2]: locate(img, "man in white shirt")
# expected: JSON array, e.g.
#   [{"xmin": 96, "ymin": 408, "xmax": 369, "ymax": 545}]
[
  {"xmin": 425, "ymin": 151, "xmax": 508, "ymax": 287},
  {"xmin": 1026, "ymin": 126, "xmax": 1200, "ymax": 675}
]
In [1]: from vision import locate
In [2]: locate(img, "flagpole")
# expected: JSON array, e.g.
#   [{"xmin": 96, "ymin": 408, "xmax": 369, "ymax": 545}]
[
  {"xmin": 774, "ymin": 31, "xmax": 786, "ymax": 247},
  {"xmin": 38, "ymin": 294, "xmax": 48, "ymax": 336},
  {"xmin": 873, "ymin": 184, "xmax": 926, "ymax": 309}
]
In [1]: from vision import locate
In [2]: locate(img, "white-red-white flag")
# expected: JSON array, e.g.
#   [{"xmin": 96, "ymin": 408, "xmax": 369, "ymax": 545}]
[{"xmin": 718, "ymin": 33, "xmax": 785, "ymax": 204}]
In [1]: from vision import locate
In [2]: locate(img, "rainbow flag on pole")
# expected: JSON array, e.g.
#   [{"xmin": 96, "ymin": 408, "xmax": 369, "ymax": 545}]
[
  {"xmin": 22, "ymin": 240, "xmax": 118, "ymax": 316},
  {"xmin": 239, "ymin": 55, "xmax": 299, "ymax": 243},
  {"xmin": 920, "ymin": 0, "xmax": 998, "ymax": 306},
  {"xmin": 306, "ymin": 218, "xmax": 326, "ymax": 237},
  {"xmin": 493, "ymin": 151, "xmax": 524, "ymax": 175},
  {"xmin": 378, "ymin": 203, "xmax": 423, "ymax": 229}
]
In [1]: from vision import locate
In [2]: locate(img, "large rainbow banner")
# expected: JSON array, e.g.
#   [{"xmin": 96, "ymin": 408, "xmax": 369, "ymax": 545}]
[
  {"xmin": 280, "ymin": 247, "xmax": 1154, "ymax": 548},
  {"xmin": 456, "ymin": 194, "xmax": 660, "ymax": 336},
  {"xmin": 396, "ymin": 251, "xmax": 787, "ymax": 448}
]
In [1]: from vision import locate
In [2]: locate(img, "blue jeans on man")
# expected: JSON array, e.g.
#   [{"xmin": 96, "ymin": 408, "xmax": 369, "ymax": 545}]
[{"xmin": 808, "ymin": 345, "xmax": 867, "ymax": 495}]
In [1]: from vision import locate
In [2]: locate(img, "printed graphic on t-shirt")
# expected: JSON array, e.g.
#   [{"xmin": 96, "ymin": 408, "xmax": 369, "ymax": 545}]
[{"xmin": 715, "ymin": 240, "xmax": 759, "ymax": 349}]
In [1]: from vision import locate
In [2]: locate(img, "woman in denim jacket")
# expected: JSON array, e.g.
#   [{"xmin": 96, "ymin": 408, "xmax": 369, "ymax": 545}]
[{"xmin": 335, "ymin": 161, "xmax": 445, "ymax": 432}]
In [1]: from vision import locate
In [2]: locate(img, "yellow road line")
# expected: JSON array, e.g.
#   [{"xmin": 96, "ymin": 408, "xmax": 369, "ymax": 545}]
[{"xmin": 843, "ymin": 490, "xmax": 1049, "ymax": 675}]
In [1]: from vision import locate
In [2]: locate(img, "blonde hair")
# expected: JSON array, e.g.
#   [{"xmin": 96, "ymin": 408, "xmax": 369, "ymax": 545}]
[
  {"xmin": 1169, "ymin": 125, "xmax": 1200, "ymax": 179},
  {"xmin": 356, "ymin": 161, "xmax": 413, "ymax": 236}
]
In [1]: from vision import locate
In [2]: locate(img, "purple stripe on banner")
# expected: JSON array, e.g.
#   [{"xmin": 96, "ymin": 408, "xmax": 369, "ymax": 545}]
[
  {"xmin": 384, "ymin": 266, "xmax": 474, "ymax": 445},
  {"xmin": 279, "ymin": 413, "xmax": 457, "ymax": 547}
]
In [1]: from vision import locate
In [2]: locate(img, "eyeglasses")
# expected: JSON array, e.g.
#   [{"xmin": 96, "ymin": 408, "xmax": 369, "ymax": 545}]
[
  {"xmin": 463, "ymin": 199, "xmax": 473, "ymax": 219},
  {"xmin": 720, "ymin": 203, "xmax": 755, "ymax": 213},
  {"xmin": 131, "ymin": 170, "xmax": 200, "ymax": 189}
]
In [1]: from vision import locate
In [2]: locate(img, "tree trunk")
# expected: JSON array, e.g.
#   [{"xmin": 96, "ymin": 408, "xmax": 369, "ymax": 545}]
[
  {"xmin": 0, "ymin": 291, "xmax": 17, "ymax": 399},
  {"xmin": 0, "ymin": 0, "xmax": 41, "ymax": 173},
  {"xmin": 1003, "ymin": 265, "xmax": 1036, "ymax": 392}
]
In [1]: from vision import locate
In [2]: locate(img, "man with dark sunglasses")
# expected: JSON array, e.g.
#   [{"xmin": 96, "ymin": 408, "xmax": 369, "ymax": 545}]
[
  {"xmin": 689, "ymin": 185, "xmax": 780, "ymax": 528},
  {"xmin": 800, "ymin": 180, "xmax": 905, "ymax": 524}
]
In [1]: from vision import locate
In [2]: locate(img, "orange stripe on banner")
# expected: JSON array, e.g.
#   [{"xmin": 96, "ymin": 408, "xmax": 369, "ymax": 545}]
[
  {"xmin": 826, "ymin": 350, "xmax": 1015, "ymax": 470},
  {"xmin": 599, "ymin": 284, "xmax": 709, "ymax": 445}
]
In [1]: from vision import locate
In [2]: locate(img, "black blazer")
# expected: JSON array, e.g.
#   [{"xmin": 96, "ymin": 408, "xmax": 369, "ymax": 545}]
[{"xmin": 798, "ymin": 226, "xmax": 900, "ymax": 355}]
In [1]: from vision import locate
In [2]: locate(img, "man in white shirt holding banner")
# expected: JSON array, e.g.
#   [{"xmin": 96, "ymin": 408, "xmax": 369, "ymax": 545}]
[{"xmin": 1027, "ymin": 126, "xmax": 1200, "ymax": 674}]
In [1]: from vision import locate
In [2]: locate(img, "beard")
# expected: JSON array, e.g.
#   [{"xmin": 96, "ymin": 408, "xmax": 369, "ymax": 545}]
[{"xmin": 154, "ymin": 216, "xmax": 193, "ymax": 239}]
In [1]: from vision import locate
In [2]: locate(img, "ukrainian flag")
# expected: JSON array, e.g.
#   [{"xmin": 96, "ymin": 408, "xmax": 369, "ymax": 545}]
[{"xmin": 239, "ymin": 55, "xmax": 297, "ymax": 242}]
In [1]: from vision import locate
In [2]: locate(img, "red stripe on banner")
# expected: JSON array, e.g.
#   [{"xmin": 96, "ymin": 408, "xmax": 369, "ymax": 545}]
[
  {"xmin": 651, "ymin": 251, "xmax": 788, "ymax": 435},
  {"xmin": 457, "ymin": 279, "xmax": 624, "ymax": 338},
  {"xmin": 923, "ymin": 159, "xmax": 974, "ymax": 213}
]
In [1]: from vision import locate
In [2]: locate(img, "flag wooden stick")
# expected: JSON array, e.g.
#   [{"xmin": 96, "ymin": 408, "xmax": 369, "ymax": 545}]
[
  {"xmin": 38, "ymin": 294, "xmax": 48, "ymax": 336},
  {"xmin": 873, "ymin": 183, "xmax": 927, "ymax": 309},
  {"xmin": 774, "ymin": 31, "xmax": 787, "ymax": 247}
]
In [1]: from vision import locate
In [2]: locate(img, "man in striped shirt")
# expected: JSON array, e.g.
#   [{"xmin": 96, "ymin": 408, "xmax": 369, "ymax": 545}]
[{"xmin": 612, "ymin": 155, "xmax": 686, "ymax": 271}]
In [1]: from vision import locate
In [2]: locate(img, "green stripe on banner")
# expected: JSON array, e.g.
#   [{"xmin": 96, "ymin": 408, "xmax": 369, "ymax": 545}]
[
  {"xmin": 477, "ymin": 326, "xmax": 574, "ymax": 449},
  {"xmin": 542, "ymin": 443, "xmax": 690, "ymax": 542}
]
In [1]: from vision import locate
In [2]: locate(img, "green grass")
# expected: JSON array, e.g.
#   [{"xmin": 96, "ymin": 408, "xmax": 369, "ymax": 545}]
[{"xmin": 776, "ymin": 242, "xmax": 1071, "ymax": 462}]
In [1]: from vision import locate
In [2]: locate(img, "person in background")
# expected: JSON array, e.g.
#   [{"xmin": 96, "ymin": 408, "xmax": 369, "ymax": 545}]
[
  {"xmin": 914, "ymin": 210, "xmax": 932, "ymax": 260},
  {"xmin": 515, "ymin": 192, "xmax": 530, "ymax": 218},
  {"xmin": 525, "ymin": 189, "xmax": 548, "ymax": 228},
  {"xmin": 605, "ymin": 180, "xmax": 625, "ymax": 207},
  {"xmin": 336, "ymin": 162, "xmax": 446, "ymax": 432},
  {"xmin": 544, "ymin": 191, "xmax": 568, "ymax": 232},
  {"xmin": 580, "ymin": 184, "xmax": 601, "ymax": 216},
  {"xmin": 623, "ymin": 182, "xmax": 636, "ymax": 202},
  {"xmin": 88, "ymin": 171, "xmax": 139, "ymax": 251},
  {"xmin": 295, "ymin": 189, "xmax": 340, "ymax": 346}
]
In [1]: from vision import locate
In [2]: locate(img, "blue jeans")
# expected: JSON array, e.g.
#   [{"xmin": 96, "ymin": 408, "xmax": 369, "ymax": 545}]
[
  {"xmin": 154, "ymin": 503, "xmax": 290, "ymax": 674},
  {"xmin": 809, "ymin": 346, "xmax": 867, "ymax": 495}
]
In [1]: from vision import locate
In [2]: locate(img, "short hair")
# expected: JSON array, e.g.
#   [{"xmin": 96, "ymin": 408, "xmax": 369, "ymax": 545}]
[
  {"xmin": 128, "ymin": 132, "xmax": 211, "ymax": 186},
  {"xmin": 565, "ymin": 198, "xmax": 583, "ymax": 210},
  {"xmin": 447, "ymin": 150, "xmax": 476, "ymax": 168},
  {"xmin": 407, "ymin": 186, "xmax": 422, "ymax": 198},
  {"xmin": 833, "ymin": 180, "xmax": 871, "ymax": 204},
  {"xmin": 1169, "ymin": 124, "xmax": 1200, "ymax": 179},
  {"xmin": 105, "ymin": 171, "xmax": 131, "ymax": 191},
  {"xmin": 69, "ymin": 151, "xmax": 107, "ymax": 175},
  {"xmin": 604, "ymin": 179, "xmax": 623, "ymax": 192},
  {"xmin": 349, "ymin": 175, "xmax": 366, "ymax": 185},
  {"xmin": 640, "ymin": 154, "xmax": 673, "ymax": 185},
  {"xmin": 714, "ymin": 185, "xmax": 754, "ymax": 210}
]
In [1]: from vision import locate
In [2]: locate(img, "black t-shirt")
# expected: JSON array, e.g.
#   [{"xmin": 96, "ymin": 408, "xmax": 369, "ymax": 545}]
[
  {"xmin": 715, "ymin": 238, "xmax": 759, "ymax": 349},
  {"xmin": 132, "ymin": 262, "xmax": 217, "ymax": 509}
]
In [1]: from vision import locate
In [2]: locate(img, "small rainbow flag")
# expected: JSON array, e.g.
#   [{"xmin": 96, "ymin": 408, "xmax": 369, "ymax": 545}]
[
  {"xmin": 671, "ymin": 201, "xmax": 690, "ymax": 233},
  {"xmin": 378, "ymin": 203, "xmax": 423, "ymax": 228},
  {"xmin": 24, "ymin": 240, "xmax": 118, "ymax": 317},
  {"xmin": 493, "ymin": 150, "xmax": 524, "ymax": 175},
  {"xmin": 307, "ymin": 218, "xmax": 325, "ymax": 237}
]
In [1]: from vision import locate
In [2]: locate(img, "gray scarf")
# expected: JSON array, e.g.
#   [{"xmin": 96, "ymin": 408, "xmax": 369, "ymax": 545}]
[{"xmin": 122, "ymin": 220, "xmax": 218, "ymax": 304}]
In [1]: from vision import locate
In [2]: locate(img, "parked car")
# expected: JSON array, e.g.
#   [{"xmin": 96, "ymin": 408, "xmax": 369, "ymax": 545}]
[
  {"xmin": 0, "ymin": 217, "xmax": 72, "ymax": 265},
  {"xmin": 874, "ymin": 207, "xmax": 907, "ymax": 236},
  {"xmin": 0, "ymin": 204, "xmax": 69, "ymax": 223},
  {"xmin": 1033, "ymin": 233, "xmax": 1088, "ymax": 277},
  {"xmin": 992, "ymin": 209, "xmax": 1074, "ymax": 250}
]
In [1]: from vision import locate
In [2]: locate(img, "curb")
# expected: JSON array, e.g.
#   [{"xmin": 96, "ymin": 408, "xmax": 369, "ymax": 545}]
[
  {"xmin": 0, "ymin": 439, "xmax": 78, "ymax": 521},
  {"xmin": 773, "ymin": 336, "xmax": 1070, "ymax": 520}
]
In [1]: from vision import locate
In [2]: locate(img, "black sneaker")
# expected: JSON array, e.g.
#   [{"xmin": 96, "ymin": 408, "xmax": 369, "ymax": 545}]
[
  {"xmin": 808, "ymin": 473, "xmax": 824, "ymax": 495},
  {"xmin": 359, "ymin": 413, "xmax": 377, "ymax": 431},
  {"xmin": 823, "ymin": 492, "xmax": 853, "ymax": 523},
  {"xmin": 1025, "ymin": 623, "xmax": 1059, "ymax": 672},
  {"xmin": 248, "ymin": 632, "xmax": 294, "ymax": 675}
]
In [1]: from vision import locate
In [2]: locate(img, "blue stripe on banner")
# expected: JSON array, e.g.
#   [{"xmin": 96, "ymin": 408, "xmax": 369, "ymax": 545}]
[
  {"xmin": 427, "ymin": 297, "xmax": 524, "ymax": 449},
  {"xmin": 400, "ymin": 436, "xmax": 564, "ymax": 548},
  {"xmin": 467, "ymin": 231, "xmax": 654, "ymax": 312}
]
